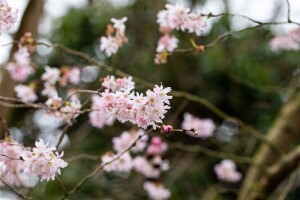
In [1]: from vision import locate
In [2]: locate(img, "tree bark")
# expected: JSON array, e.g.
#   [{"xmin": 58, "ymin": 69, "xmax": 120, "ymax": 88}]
[{"xmin": 238, "ymin": 95, "xmax": 300, "ymax": 200}]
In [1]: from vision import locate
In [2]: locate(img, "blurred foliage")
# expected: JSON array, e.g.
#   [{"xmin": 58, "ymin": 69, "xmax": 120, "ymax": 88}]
[{"xmin": 8, "ymin": 0, "xmax": 300, "ymax": 199}]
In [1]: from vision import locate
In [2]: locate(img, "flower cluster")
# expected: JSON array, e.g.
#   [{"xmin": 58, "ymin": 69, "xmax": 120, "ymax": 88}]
[
  {"xmin": 90, "ymin": 76, "xmax": 172, "ymax": 129},
  {"xmin": 214, "ymin": 159, "xmax": 242, "ymax": 183},
  {"xmin": 14, "ymin": 84, "xmax": 37, "ymax": 103},
  {"xmin": 100, "ymin": 17, "xmax": 128, "ymax": 57},
  {"xmin": 155, "ymin": 3, "xmax": 207, "ymax": 64},
  {"xmin": 0, "ymin": 0, "xmax": 18, "ymax": 35},
  {"xmin": 181, "ymin": 112, "xmax": 216, "ymax": 138},
  {"xmin": 23, "ymin": 139, "xmax": 68, "ymax": 181},
  {"xmin": 101, "ymin": 129, "xmax": 170, "ymax": 200},
  {"xmin": 45, "ymin": 95, "xmax": 82, "ymax": 124},
  {"xmin": 12, "ymin": 62, "xmax": 82, "ymax": 123},
  {"xmin": 0, "ymin": 139, "xmax": 67, "ymax": 186},
  {"xmin": 41, "ymin": 66, "xmax": 81, "ymax": 98},
  {"xmin": 0, "ymin": 141, "xmax": 29, "ymax": 187},
  {"xmin": 6, "ymin": 46, "xmax": 35, "ymax": 82},
  {"xmin": 270, "ymin": 28, "xmax": 300, "ymax": 52},
  {"xmin": 101, "ymin": 75, "xmax": 135, "ymax": 92}
]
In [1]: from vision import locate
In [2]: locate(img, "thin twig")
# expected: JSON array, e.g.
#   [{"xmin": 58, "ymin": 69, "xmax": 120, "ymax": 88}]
[{"xmin": 0, "ymin": 176, "xmax": 33, "ymax": 200}]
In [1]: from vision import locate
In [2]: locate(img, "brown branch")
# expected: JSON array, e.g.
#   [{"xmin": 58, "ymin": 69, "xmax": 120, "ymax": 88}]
[
  {"xmin": 251, "ymin": 146, "xmax": 300, "ymax": 200},
  {"xmin": 0, "ymin": 176, "xmax": 33, "ymax": 200}
]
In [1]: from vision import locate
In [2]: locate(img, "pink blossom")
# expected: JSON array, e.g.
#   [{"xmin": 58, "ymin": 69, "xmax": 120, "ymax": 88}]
[
  {"xmin": 89, "ymin": 79, "xmax": 172, "ymax": 129},
  {"xmin": 101, "ymin": 152, "xmax": 132, "ymax": 173},
  {"xmin": 60, "ymin": 67, "xmax": 81, "ymax": 86},
  {"xmin": 156, "ymin": 34, "xmax": 178, "ymax": 53},
  {"xmin": 100, "ymin": 36, "xmax": 119, "ymax": 57},
  {"xmin": 182, "ymin": 113, "xmax": 216, "ymax": 138},
  {"xmin": 23, "ymin": 139, "xmax": 68, "ymax": 181},
  {"xmin": 41, "ymin": 66, "xmax": 61, "ymax": 84},
  {"xmin": 6, "ymin": 46, "xmax": 34, "ymax": 82},
  {"xmin": 67, "ymin": 68, "xmax": 81, "ymax": 84},
  {"xmin": 101, "ymin": 75, "xmax": 135, "ymax": 92},
  {"xmin": 45, "ymin": 96, "xmax": 82, "ymax": 124},
  {"xmin": 113, "ymin": 129, "xmax": 148, "ymax": 153},
  {"xmin": 133, "ymin": 156, "xmax": 160, "ymax": 178},
  {"xmin": 0, "ymin": 0, "xmax": 18, "ymax": 35},
  {"xmin": 14, "ymin": 84, "xmax": 37, "ymax": 102},
  {"xmin": 111, "ymin": 17, "xmax": 128, "ymax": 34},
  {"xmin": 41, "ymin": 82, "xmax": 58, "ymax": 98},
  {"xmin": 157, "ymin": 4, "xmax": 190, "ymax": 31},
  {"xmin": 143, "ymin": 181, "xmax": 171, "ymax": 200},
  {"xmin": 0, "ymin": 141, "xmax": 30, "ymax": 187},
  {"xmin": 184, "ymin": 12, "xmax": 207, "ymax": 36},
  {"xmin": 147, "ymin": 137, "xmax": 168, "ymax": 155},
  {"xmin": 214, "ymin": 159, "xmax": 242, "ymax": 183},
  {"xmin": 162, "ymin": 125, "xmax": 173, "ymax": 133}
]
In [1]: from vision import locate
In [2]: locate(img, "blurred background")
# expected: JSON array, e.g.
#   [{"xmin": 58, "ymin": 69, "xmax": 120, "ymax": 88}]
[{"xmin": 1, "ymin": 0, "xmax": 300, "ymax": 199}]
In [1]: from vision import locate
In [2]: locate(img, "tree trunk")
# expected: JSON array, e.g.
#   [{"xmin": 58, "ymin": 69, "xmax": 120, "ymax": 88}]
[
  {"xmin": 238, "ymin": 95, "xmax": 300, "ymax": 200},
  {"xmin": 0, "ymin": 0, "xmax": 45, "ymax": 133}
]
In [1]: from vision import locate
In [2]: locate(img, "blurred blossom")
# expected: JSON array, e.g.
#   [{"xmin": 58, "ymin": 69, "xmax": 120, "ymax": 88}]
[
  {"xmin": 214, "ymin": 159, "xmax": 242, "ymax": 183},
  {"xmin": 143, "ymin": 181, "xmax": 171, "ymax": 200},
  {"xmin": 181, "ymin": 112, "xmax": 216, "ymax": 138}
]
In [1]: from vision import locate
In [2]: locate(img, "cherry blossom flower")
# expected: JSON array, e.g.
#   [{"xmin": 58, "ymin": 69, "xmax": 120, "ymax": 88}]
[
  {"xmin": 23, "ymin": 139, "xmax": 68, "ymax": 181},
  {"xmin": 113, "ymin": 129, "xmax": 148, "ymax": 153},
  {"xmin": 6, "ymin": 46, "xmax": 34, "ymax": 82},
  {"xmin": 0, "ymin": 141, "xmax": 30, "ymax": 187},
  {"xmin": 133, "ymin": 156, "xmax": 160, "ymax": 178},
  {"xmin": 45, "ymin": 96, "xmax": 82, "ymax": 124},
  {"xmin": 14, "ymin": 84, "xmax": 37, "ymax": 102},
  {"xmin": 156, "ymin": 34, "xmax": 179, "ymax": 53},
  {"xmin": 0, "ymin": 0, "xmax": 18, "ymax": 35},
  {"xmin": 147, "ymin": 137, "xmax": 168, "ymax": 155},
  {"xmin": 111, "ymin": 17, "xmax": 128, "ymax": 34},
  {"xmin": 214, "ymin": 159, "xmax": 242, "ymax": 183},
  {"xmin": 101, "ymin": 152, "xmax": 132, "ymax": 173},
  {"xmin": 41, "ymin": 66, "xmax": 61, "ymax": 84},
  {"xmin": 41, "ymin": 82, "xmax": 58, "ymax": 98},
  {"xmin": 184, "ymin": 12, "xmax": 207, "ymax": 36},
  {"xmin": 100, "ymin": 36, "xmax": 119, "ymax": 57},
  {"xmin": 101, "ymin": 75, "xmax": 135, "ymax": 92},
  {"xmin": 133, "ymin": 155, "xmax": 169, "ymax": 178},
  {"xmin": 181, "ymin": 113, "xmax": 216, "ymax": 138},
  {"xmin": 90, "ymin": 78, "xmax": 172, "ymax": 129},
  {"xmin": 143, "ymin": 181, "xmax": 171, "ymax": 200},
  {"xmin": 60, "ymin": 67, "xmax": 81, "ymax": 86}
]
